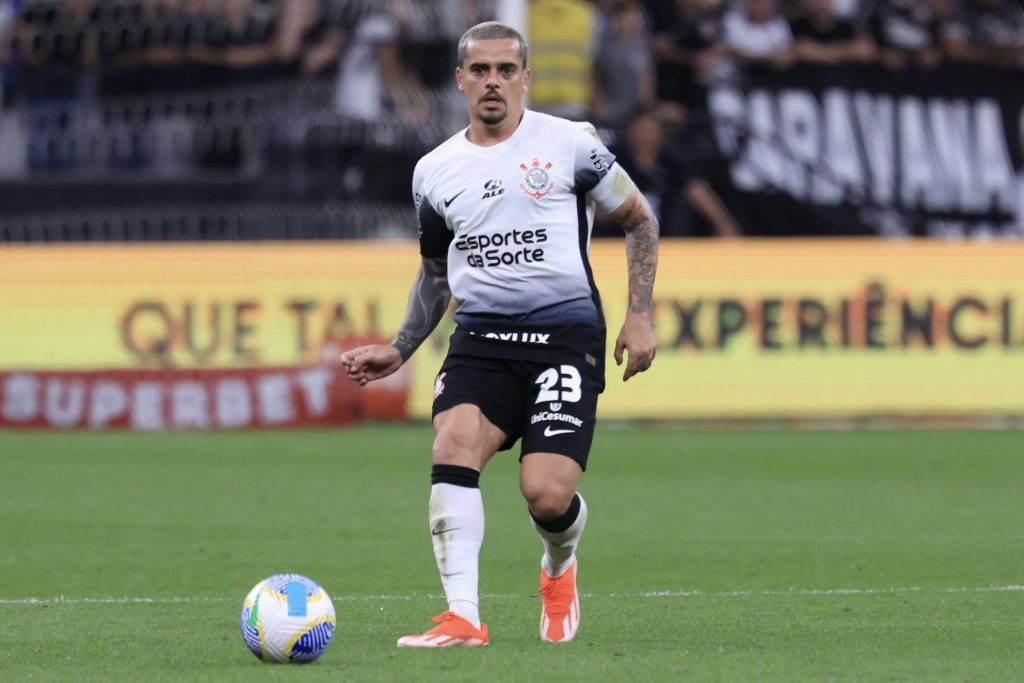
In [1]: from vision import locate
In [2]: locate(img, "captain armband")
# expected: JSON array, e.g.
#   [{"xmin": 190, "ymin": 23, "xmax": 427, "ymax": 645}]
[{"xmin": 588, "ymin": 165, "xmax": 637, "ymax": 214}]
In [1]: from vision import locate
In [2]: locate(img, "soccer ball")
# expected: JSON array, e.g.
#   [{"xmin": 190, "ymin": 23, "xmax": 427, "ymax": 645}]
[{"xmin": 240, "ymin": 573, "xmax": 336, "ymax": 663}]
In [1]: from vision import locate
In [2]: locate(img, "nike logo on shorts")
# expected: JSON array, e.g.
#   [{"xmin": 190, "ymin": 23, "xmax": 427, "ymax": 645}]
[
  {"xmin": 443, "ymin": 189, "xmax": 467, "ymax": 207},
  {"xmin": 544, "ymin": 426, "xmax": 576, "ymax": 437}
]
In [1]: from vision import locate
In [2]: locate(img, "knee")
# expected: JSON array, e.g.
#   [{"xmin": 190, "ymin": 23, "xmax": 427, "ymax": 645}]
[
  {"xmin": 521, "ymin": 481, "xmax": 576, "ymax": 520},
  {"xmin": 432, "ymin": 427, "xmax": 478, "ymax": 467}
]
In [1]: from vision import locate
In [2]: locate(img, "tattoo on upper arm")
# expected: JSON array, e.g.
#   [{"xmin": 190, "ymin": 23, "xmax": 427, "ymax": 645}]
[
  {"xmin": 619, "ymin": 193, "xmax": 659, "ymax": 314},
  {"xmin": 391, "ymin": 256, "xmax": 452, "ymax": 360}
]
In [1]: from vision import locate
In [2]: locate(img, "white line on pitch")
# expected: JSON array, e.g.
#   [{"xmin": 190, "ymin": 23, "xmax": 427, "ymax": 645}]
[{"xmin": 1, "ymin": 585, "xmax": 1022, "ymax": 606}]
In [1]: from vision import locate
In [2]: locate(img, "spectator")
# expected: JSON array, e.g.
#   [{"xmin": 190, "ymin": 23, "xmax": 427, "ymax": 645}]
[
  {"xmin": 652, "ymin": 0, "xmax": 728, "ymax": 113},
  {"xmin": 332, "ymin": 4, "xmax": 429, "ymax": 122},
  {"xmin": 21, "ymin": 0, "xmax": 99, "ymax": 100},
  {"xmin": 98, "ymin": 0, "xmax": 196, "ymax": 97},
  {"xmin": 722, "ymin": 0, "xmax": 795, "ymax": 69},
  {"xmin": 866, "ymin": 0, "xmax": 944, "ymax": 69},
  {"xmin": 942, "ymin": 0, "xmax": 1024, "ymax": 69},
  {"xmin": 276, "ymin": 0, "xmax": 319, "ymax": 74},
  {"xmin": 20, "ymin": 0, "xmax": 101, "ymax": 169},
  {"xmin": 592, "ymin": 0, "xmax": 655, "ymax": 128},
  {"xmin": 790, "ymin": 0, "xmax": 874, "ymax": 63},
  {"xmin": 391, "ymin": 0, "xmax": 467, "ymax": 89},
  {"xmin": 196, "ymin": 0, "xmax": 283, "ymax": 86},
  {"xmin": 600, "ymin": 108, "xmax": 742, "ymax": 238},
  {"xmin": 288, "ymin": 0, "xmax": 349, "ymax": 78},
  {"xmin": 528, "ymin": 0, "xmax": 596, "ymax": 121}
]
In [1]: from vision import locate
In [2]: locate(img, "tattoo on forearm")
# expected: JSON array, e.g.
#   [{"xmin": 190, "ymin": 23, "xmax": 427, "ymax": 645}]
[
  {"xmin": 392, "ymin": 257, "xmax": 452, "ymax": 360},
  {"xmin": 620, "ymin": 194, "xmax": 659, "ymax": 314}
]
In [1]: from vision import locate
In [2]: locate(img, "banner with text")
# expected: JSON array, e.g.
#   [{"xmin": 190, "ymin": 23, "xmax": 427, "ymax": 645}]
[
  {"xmin": 1, "ymin": 241, "xmax": 1022, "ymax": 422},
  {"xmin": 707, "ymin": 63, "xmax": 1024, "ymax": 239},
  {"xmin": 0, "ymin": 364, "xmax": 409, "ymax": 430}
]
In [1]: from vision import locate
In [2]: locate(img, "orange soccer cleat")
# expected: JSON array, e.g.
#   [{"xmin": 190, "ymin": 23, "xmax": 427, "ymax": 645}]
[
  {"xmin": 396, "ymin": 611, "xmax": 489, "ymax": 648},
  {"xmin": 538, "ymin": 558, "xmax": 580, "ymax": 642}
]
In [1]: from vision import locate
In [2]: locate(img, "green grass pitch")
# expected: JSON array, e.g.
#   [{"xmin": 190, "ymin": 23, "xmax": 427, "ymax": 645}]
[{"xmin": 0, "ymin": 427, "xmax": 1021, "ymax": 682}]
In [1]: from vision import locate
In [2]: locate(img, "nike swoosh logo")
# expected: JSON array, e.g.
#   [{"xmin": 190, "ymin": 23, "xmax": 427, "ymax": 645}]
[
  {"xmin": 431, "ymin": 527, "xmax": 462, "ymax": 535},
  {"xmin": 443, "ymin": 189, "xmax": 467, "ymax": 208},
  {"xmin": 544, "ymin": 426, "xmax": 576, "ymax": 437}
]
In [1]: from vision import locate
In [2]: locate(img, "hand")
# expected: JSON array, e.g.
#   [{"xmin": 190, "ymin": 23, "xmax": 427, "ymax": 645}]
[
  {"xmin": 340, "ymin": 344, "xmax": 404, "ymax": 387},
  {"xmin": 613, "ymin": 313, "xmax": 657, "ymax": 382}
]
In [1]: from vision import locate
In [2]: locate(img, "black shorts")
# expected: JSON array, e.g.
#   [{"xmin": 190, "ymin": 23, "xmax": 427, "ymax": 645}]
[{"xmin": 432, "ymin": 354, "xmax": 602, "ymax": 470}]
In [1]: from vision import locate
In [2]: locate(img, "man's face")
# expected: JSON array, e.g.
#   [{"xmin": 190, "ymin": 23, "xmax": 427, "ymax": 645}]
[{"xmin": 456, "ymin": 38, "xmax": 530, "ymax": 127}]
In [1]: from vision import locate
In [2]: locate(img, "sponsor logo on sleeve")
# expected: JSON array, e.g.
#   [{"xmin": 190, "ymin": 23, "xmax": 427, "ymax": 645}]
[{"xmin": 589, "ymin": 149, "xmax": 610, "ymax": 180}]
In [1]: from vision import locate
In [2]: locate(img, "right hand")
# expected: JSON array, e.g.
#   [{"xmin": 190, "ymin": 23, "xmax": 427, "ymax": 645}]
[{"xmin": 340, "ymin": 344, "xmax": 404, "ymax": 386}]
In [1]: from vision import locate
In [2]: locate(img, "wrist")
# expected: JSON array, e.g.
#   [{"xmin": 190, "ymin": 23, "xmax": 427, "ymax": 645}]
[{"xmin": 389, "ymin": 337, "xmax": 416, "ymax": 362}]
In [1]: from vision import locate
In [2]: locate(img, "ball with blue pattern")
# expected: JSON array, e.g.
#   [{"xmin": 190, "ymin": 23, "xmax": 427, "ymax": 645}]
[{"xmin": 240, "ymin": 573, "xmax": 336, "ymax": 663}]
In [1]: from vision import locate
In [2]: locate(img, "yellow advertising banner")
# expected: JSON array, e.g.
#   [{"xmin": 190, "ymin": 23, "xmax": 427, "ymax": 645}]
[{"xmin": 1, "ymin": 240, "xmax": 1022, "ymax": 418}]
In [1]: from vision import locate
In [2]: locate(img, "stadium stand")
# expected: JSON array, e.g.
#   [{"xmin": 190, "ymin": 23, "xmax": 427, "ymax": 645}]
[{"xmin": 0, "ymin": 0, "xmax": 1021, "ymax": 240}]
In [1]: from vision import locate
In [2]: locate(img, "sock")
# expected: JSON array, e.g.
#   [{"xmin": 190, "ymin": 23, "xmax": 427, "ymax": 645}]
[
  {"xmin": 429, "ymin": 465, "xmax": 484, "ymax": 629},
  {"xmin": 530, "ymin": 493, "xmax": 588, "ymax": 578}
]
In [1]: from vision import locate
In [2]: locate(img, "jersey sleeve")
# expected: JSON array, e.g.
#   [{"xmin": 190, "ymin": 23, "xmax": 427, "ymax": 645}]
[
  {"xmin": 413, "ymin": 160, "xmax": 452, "ymax": 259},
  {"xmin": 573, "ymin": 123, "xmax": 635, "ymax": 214}
]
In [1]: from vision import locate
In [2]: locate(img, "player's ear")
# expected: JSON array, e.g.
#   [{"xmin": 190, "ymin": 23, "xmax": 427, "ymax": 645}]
[
  {"xmin": 455, "ymin": 66, "xmax": 464, "ymax": 91},
  {"xmin": 522, "ymin": 68, "xmax": 530, "ymax": 90}
]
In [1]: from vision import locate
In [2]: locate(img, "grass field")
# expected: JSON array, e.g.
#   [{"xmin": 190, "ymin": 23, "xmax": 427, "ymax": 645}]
[{"xmin": 0, "ymin": 426, "xmax": 1022, "ymax": 682}]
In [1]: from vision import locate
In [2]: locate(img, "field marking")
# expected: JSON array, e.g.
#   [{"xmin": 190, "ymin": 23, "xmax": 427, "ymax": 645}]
[
  {"xmin": 623, "ymin": 585, "xmax": 1024, "ymax": 598},
  {"xmin": 2, "ymin": 585, "xmax": 1022, "ymax": 606}
]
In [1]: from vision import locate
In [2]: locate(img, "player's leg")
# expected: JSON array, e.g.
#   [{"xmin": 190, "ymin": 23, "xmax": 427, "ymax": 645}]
[
  {"xmin": 520, "ymin": 452, "xmax": 587, "ymax": 643},
  {"xmin": 428, "ymin": 404, "xmax": 506, "ymax": 625},
  {"xmin": 518, "ymin": 355, "xmax": 600, "ymax": 643},
  {"xmin": 399, "ymin": 359, "xmax": 524, "ymax": 648},
  {"xmin": 398, "ymin": 404, "xmax": 505, "ymax": 648},
  {"xmin": 521, "ymin": 452, "xmax": 586, "ymax": 576}
]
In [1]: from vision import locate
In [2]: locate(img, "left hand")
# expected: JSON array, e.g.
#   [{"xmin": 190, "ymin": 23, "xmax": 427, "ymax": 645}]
[{"xmin": 613, "ymin": 312, "xmax": 657, "ymax": 382}]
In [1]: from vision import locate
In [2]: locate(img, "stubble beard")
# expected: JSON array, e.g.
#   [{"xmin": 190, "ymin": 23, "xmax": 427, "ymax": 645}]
[{"xmin": 477, "ymin": 102, "xmax": 507, "ymax": 127}]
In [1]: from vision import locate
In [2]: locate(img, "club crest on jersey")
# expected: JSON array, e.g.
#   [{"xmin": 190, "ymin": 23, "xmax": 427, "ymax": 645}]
[{"xmin": 519, "ymin": 159, "xmax": 554, "ymax": 200}]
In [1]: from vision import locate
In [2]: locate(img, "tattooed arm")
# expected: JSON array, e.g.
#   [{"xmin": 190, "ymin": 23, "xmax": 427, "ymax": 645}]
[
  {"xmin": 392, "ymin": 256, "xmax": 452, "ymax": 360},
  {"xmin": 341, "ymin": 256, "xmax": 451, "ymax": 386},
  {"xmin": 608, "ymin": 188, "xmax": 659, "ymax": 381}
]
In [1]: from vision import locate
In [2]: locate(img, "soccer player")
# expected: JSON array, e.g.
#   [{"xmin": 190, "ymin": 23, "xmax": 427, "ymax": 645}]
[{"xmin": 340, "ymin": 21, "xmax": 658, "ymax": 647}]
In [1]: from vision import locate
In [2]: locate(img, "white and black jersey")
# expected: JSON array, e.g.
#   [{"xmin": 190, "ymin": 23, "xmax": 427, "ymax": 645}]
[{"xmin": 414, "ymin": 110, "xmax": 630, "ymax": 371}]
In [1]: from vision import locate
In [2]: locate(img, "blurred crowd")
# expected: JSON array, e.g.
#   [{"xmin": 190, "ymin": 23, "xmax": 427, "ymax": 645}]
[
  {"xmin": 0, "ymin": 0, "xmax": 491, "ymax": 110},
  {"xmin": 4, "ymin": 0, "xmax": 1021, "ymax": 114},
  {"xmin": 0, "ymin": 0, "xmax": 1021, "ymax": 239}
]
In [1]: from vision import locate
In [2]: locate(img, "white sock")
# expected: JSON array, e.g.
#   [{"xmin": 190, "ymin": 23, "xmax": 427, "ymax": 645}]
[
  {"xmin": 531, "ymin": 493, "xmax": 588, "ymax": 578},
  {"xmin": 429, "ymin": 482, "xmax": 484, "ymax": 629}
]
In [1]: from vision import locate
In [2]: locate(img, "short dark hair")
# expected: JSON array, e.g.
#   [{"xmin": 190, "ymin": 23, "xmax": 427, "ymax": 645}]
[{"xmin": 457, "ymin": 21, "xmax": 528, "ymax": 68}]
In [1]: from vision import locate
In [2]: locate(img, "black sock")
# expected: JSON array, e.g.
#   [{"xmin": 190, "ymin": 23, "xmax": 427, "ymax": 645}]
[
  {"xmin": 531, "ymin": 493, "xmax": 580, "ymax": 533},
  {"xmin": 431, "ymin": 464, "xmax": 480, "ymax": 488}
]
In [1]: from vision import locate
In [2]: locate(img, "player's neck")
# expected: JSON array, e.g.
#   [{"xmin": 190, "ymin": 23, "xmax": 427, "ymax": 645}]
[{"xmin": 466, "ymin": 109, "xmax": 525, "ymax": 147}]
